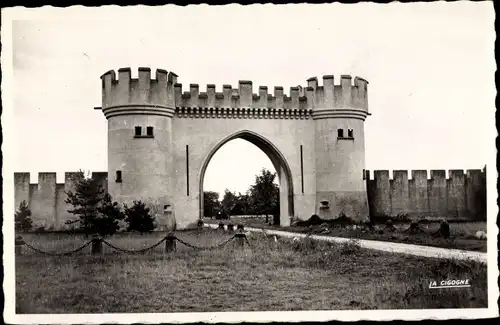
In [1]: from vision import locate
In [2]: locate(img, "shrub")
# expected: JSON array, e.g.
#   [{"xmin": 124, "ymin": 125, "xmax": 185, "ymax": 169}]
[
  {"xmin": 326, "ymin": 212, "xmax": 357, "ymax": 227},
  {"xmin": 340, "ymin": 239, "xmax": 361, "ymax": 255},
  {"xmin": 124, "ymin": 200, "xmax": 156, "ymax": 234},
  {"xmin": 15, "ymin": 200, "xmax": 33, "ymax": 233},
  {"xmin": 292, "ymin": 236, "xmax": 318, "ymax": 252},
  {"xmin": 94, "ymin": 193, "xmax": 125, "ymax": 236},
  {"xmin": 33, "ymin": 225, "xmax": 46, "ymax": 234}
]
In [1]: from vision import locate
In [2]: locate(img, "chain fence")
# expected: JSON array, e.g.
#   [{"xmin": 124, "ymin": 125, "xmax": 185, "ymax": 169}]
[
  {"xmin": 174, "ymin": 234, "xmax": 236, "ymax": 250},
  {"xmin": 15, "ymin": 228, "xmax": 251, "ymax": 257},
  {"xmin": 16, "ymin": 220, "xmax": 450, "ymax": 258},
  {"xmin": 101, "ymin": 237, "xmax": 168, "ymax": 254},
  {"xmin": 22, "ymin": 240, "xmax": 93, "ymax": 257}
]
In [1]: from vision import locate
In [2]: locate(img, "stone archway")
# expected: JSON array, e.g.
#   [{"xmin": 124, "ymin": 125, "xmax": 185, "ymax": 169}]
[{"xmin": 198, "ymin": 130, "xmax": 294, "ymax": 226}]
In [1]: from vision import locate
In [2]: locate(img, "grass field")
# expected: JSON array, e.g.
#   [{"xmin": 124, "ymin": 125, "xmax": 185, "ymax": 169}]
[
  {"xmin": 15, "ymin": 228, "xmax": 487, "ymax": 313},
  {"xmin": 205, "ymin": 216, "xmax": 488, "ymax": 252}
]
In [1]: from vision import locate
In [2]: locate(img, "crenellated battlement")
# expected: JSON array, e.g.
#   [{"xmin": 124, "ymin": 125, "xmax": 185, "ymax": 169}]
[
  {"xmin": 97, "ymin": 68, "xmax": 369, "ymax": 120},
  {"xmin": 99, "ymin": 67, "xmax": 178, "ymax": 119},
  {"xmin": 365, "ymin": 168, "xmax": 486, "ymax": 219},
  {"xmin": 172, "ymin": 81, "xmax": 310, "ymax": 111},
  {"xmin": 172, "ymin": 75, "xmax": 368, "ymax": 113},
  {"xmin": 305, "ymin": 75, "xmax": 368, "ymax": 110},
  {"xmin": 365, "ymin": 169, "xmax": 485, "ymax": 182}
]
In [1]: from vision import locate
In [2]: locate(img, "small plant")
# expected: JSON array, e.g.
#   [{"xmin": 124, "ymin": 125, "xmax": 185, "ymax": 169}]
[
  {"xmin": 34, "ymin": 225, "xmax": 46, "ymax": 234},
  {"xmin": 327, "ymin": 212, "xmax": 356, "ymax": 227},
  {"xmin": 385, "ymin": 219, "xmax": 397, "ymax": 232},
  {"xmin": 14, "ymin": 200, "xmax": 33, "ymax": 233},
  {"xmin": 394, "ymin": 213, "xmax": 410, "ymax": 222},
  {"xmin": 292, "ymin": 236, "xmax": 318, "ymax": 252},
  {"xmin": 340, "ymin": 239, "xmax": 361, "ymax": 255},
  {"xmin": 124, "ymin": 200, "xmax": 156, "ymax": 234}
]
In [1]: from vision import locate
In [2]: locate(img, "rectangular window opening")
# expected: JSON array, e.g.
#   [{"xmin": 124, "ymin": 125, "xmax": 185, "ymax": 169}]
[
  {"xmin": 348, "ymin": 129, "xmax": 354, "ymax": 138},
  {"xmin": 147, "ymin": 126, "xmax": 154, "ymax": 137},
  {"xmin": 134, "ymin": 126, "xmax": 142, "ymax": 136},
  {"xmin": 337, "ymin": 128, "xmax": 344, "ymax": 138},
  {"xmin": 116, "ymin": 170, "xmax": 122, "ymax": 183}
]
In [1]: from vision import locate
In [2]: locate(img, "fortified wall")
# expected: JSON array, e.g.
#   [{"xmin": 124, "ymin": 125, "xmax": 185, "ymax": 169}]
[
  {"xmin": 14, "ymin": 168, "xmax": 487, "ymax": 229},
  {"xmin": 365, "ymin": 168, "xmax": 487, "ymax": 220},
  {"xmin": 12, "ymin": 67, "xmax": 487, "ymax": 230},
  {"xmin": 14, "ymin": 172, "xmax": 108, "ymax": 229}
]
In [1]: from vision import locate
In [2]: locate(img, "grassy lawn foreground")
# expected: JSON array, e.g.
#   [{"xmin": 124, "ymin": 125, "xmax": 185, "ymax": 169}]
[{"xmin": 16, "ymin": 229, "xmax": 487, "ymax": 313}]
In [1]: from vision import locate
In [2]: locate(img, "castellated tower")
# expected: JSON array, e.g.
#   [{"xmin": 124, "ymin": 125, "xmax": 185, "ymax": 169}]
[
  {"xmin": 100, "ymin": 68, "xmax": 178, "ymax": 226},
  {"xmin": 307, "ymin": 75, "xmax": 370, "ymax": 220},
  {"xmin": 98, "ymin": 67, "xmax": 370, "ymax": 228}
]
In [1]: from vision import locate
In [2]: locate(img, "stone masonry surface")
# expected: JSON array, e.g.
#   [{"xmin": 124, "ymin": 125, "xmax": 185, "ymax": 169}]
[{"xmin": 14, "ymin": 68, "xmax": 486, "ymax": 230}]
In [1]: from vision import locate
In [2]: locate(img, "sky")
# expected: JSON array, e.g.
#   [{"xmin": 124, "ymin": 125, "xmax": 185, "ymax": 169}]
[{"xmin": 4, "ymin": 2, "xmax": 496, "ymax": 197}]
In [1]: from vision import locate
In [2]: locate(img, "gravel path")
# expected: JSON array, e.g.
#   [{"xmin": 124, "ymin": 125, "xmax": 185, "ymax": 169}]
[{"xmin": 205, "ymin": 224, "xmax": 487, "ymax": 264}]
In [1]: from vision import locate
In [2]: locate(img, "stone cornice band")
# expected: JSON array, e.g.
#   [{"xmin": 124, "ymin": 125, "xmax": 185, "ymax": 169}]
[{"xmin": 103, "ymin": 105, "xmax": 369, "ymax": 120}]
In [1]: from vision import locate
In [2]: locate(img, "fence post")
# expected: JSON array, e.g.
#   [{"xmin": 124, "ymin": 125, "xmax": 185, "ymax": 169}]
[
  {"xmin": 227, "ymin": 224, "xmax": 234, "ymax": 232},
  {"xmin": 218, "ymin": 223, "xmax": 225, "ymax": 231},
  {"xmin": 235, "ymin": 232, "xmax": 245, "ymax": 248},
  {"xmin": 165, "ymin": 233, "xmax": 177, "ymax": 253},
  {"xmin": 15, "ymin": 236, "xmax": 24, "ymax": 255},
  {"xmin": 91, "ymin": 235, "xmax": 103, "ymax": 255},
  {"xmin": 438, "ymin": 220, "xmax": 450, "ymax": 238},
  {"xmin": 197, "ymin": 219, "xmax": 204, "ymax": 235}
]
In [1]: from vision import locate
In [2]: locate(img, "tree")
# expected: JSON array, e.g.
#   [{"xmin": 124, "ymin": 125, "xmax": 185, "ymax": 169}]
[
  {"xmin": 221, "ymin": 189, "xmax": 238, "ymax": 218},
  {"xmin": 248, "ymin": 168, "xmax": 280, "ymax": 224},
  {"xmin": 203, "ymin": 191, "xmax": 220, "ymax": 219},
  {"xmin": 65, "ymin": 170, "xmax": 124, "ymax": 237},
  {"xmin": 96, "ymin": 193, "xmax": 125, "ymax": 234},
  {"xmin": 124, "ymin": 200, "xmax": 156, "ymax": 233},
  {"xmin": 15, "ymin": 200, "xmax": 33, "ymax": 233},
  {"xmin": 233, "ymin": 192, "xmax": 251, "ymax": 215}
]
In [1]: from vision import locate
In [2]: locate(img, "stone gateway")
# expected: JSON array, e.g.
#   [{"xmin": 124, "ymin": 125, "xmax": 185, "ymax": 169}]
[
  {"xmin": 14, "ymin": 67, "xmax": 486, "ymax": 230},
  {"xmin": 99, "ymin": 68, "xmax": 370, "ymax": 229}
]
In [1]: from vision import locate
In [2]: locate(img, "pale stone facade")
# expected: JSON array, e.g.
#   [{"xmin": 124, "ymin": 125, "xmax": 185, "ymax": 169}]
[
  {"xmin": 97, "ymin": 67, "xmax": 371, "ymax": 229},
  {"xmin": 14, "ymin": 68, "xmax": 487, "ymax": 229}
]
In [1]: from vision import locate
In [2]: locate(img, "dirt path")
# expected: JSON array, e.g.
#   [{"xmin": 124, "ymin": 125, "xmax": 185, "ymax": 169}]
[{"xmin": 205, "ymin": 224, "xmax": 488, "ymax": 264}]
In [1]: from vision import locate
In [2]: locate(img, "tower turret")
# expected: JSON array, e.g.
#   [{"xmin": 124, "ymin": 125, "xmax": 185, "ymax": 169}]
[
  {"xmin": 99, "ymin": 67, "xmax": 178, "ymax": 229},
  {"xmin": 310, "ymin": 74, "xmax": 370, "ymax": 221}
]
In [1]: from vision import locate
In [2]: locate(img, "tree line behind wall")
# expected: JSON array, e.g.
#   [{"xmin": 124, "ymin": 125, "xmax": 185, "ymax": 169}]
[{"xmin": 204, "ymin": 168, "xmax": 279, "ymax": 223}]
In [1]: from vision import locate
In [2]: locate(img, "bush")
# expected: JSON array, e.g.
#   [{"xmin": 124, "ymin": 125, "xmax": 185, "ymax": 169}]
[
  {"xmin": 340, "ymin": 239, "xmax": 361, "ymax": 255},
  {"xmin": 15, "ymin": 200, "xmax": 33, "ymax": 233},
  {"xmin": 325, "ymin": 213, "xmax": 357, "ymax": 227},
  {"xmin": 292, "ymin": 236, "xmax": 318, "ymax": 252},
  {"xmin": 124, "ymin": 200, "xmax": 156, "ymax": 234},
  {"xmin": 33, "ymin": 225, "xmax": 46, "ymax": 234}
]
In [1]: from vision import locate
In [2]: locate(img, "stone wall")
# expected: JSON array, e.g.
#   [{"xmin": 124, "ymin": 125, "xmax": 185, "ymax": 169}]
[
  {"xmin": 13, "ymin": 167, "xmax": 487, "ymax": 230},
  {"xmin": 14, "ymin": 172, "xmax": 108, "ymax": 229},
  {"xmin": 366, "ymin": 168, "xmax": 487, "ymax": 220}
]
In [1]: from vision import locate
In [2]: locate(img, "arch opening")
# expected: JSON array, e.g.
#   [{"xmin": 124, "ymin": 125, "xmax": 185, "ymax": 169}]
[{"xmin": 199, "ymin": 130, "xmax": 294, "ymax": 226}]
